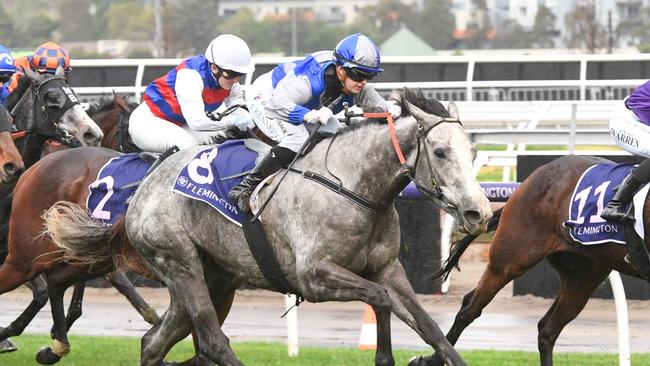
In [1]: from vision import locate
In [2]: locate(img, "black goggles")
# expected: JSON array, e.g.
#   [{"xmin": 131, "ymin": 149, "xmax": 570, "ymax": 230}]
[
  {"xmin": 219, "ymin": 67, "xmax": 245, "ymax": 80},
  {"xmin": 345, "ymin": 67, "xmax": 376, "ymax": 82},
  {"xmin": 0, "ymin": 74, "xmax": 11, "ymax": 84}
]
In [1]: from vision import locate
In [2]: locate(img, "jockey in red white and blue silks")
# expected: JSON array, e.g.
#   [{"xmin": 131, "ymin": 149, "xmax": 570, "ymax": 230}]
[
  {"xmin": 128, "ymin": 34, "xmax": 255, "ymax": 153},
  {"xmin": 228, "ymin": 33, "xmax": 402, "ymax": 213}
]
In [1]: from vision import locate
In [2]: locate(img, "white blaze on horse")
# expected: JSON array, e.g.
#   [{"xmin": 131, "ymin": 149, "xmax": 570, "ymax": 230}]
[{"xmin": 45, "ymin": 88, "xmax": 491, "ymax": 366}]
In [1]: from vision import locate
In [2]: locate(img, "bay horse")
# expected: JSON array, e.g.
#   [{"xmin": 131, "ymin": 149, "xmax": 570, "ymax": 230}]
[
  {"xmin": 0, "ymin": 95, "xmax": 235, "ymax": 365},
  {"xmin": 45, "ymin": 88, "xmax": 492, "ymax": 366},
  {"xmin": 406, "ymin": 154, "xmax": 646, "ymax": 366},
  {"xmin": 0, "ymin": 106, "xmax": 24, "ymax": 184},
  {"xmin": 0, "ymin": 67, "xmax": 103, "ymax": 355}
]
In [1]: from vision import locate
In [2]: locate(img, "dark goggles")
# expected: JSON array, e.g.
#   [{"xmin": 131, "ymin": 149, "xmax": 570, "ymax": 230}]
[
  {"xmin": 345, "ymin": 67, "xmax": 376, "ymax": 82},
  {"xmin": 0, "ymin": 74, "xmax": 11, "ymax": 84},
  {"xmin": 219, "ymin": 67, "xmax": 245, "ymax": 80}
]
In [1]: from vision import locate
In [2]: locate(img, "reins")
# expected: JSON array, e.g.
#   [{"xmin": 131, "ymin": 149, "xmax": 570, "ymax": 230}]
[{"xmin": 260, "ymin": 109, "xmax": 463, "ymax": 216}]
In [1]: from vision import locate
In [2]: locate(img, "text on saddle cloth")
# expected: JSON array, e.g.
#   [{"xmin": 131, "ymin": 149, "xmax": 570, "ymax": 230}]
[
  {"xmin": 87, "ymin": 153, "xmax": 153, "ymax": 225},
  {"xmin": 563, "ymin": 163, "xmax": 650, "ymax": 245},
  {"xmin": 173, "ymin": 140, "xmax": 258, "ymax": 226}
]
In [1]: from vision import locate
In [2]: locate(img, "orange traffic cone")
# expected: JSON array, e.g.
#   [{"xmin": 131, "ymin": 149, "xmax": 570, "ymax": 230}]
[{"xmin": 358, "ymin": 304, "xmax": 377, "ymax": 350}]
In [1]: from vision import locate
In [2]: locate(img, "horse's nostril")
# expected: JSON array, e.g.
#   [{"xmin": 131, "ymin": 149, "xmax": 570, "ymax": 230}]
[
  {"xmin": 463, "ymin": 210, "xmax": 481, "ymax": 225},
  {"xmin": 84, "ymin": 131, "xmax": 101, "ymax": 146}
]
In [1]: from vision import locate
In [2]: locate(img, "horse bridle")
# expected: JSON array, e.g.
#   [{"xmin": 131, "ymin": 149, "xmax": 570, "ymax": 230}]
[
  {"xmin": 373, "ymin": 111, "xmax": 462, "ymax": 211},
  {"xmin": 32, "ymin": 75, "xmax": 82, "ymax": 147},
  {"xmin": 290, "ymin": 111, "xmax": 462, "ymax": 213}
]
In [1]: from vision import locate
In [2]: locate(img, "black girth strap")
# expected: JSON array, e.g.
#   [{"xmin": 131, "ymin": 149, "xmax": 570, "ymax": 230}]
[
  {"xmin": 289, "ymin": 168, "xmax": 388, "ymax": 212},
  {"xmin": 242, "ymin": 218, "xmax": 303, "ymax": 298}
]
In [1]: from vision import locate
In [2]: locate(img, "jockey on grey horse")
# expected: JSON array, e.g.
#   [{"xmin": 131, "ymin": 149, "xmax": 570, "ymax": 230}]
[{"xmin": 229, "ymin": 32, "xmax": 401, "ymax": 212}]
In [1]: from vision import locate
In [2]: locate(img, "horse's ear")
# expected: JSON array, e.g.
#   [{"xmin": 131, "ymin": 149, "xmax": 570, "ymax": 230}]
[
  {"xmin": 403, "ymin": 95, "xmax": 434, "ymax": 124},
  {"xmin": 55, "ymin": 66, "xmax": 65, "ymax": 78},
  {"xmin": 448, "ymin": 101, "xmax": 460, "ymax": 120},
  {"xmin": 24, "ymin": 67, "xmax": 41, "ymax": 83}
]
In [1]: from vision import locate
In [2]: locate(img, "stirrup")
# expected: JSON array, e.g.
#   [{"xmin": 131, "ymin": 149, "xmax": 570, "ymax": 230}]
[{"xmin": 601, "ymin": 203, "xmax": 635, "ymax": 223}]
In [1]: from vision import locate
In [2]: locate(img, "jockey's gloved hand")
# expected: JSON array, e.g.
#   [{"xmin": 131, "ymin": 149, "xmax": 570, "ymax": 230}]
[
  {"xmin": 386, "ymin": 91, "xmax": 402, "ymax": 120},
  {"xmin": 225, "ymin": 82, "xmax": 246, "ymax": 108},
  {"xmin": 304, "ymin": 107, "xmax": 334, "ymax": 124},
  {"xmin": 222, "ymin": 108, "xmax": 254, "ymax": 131}
]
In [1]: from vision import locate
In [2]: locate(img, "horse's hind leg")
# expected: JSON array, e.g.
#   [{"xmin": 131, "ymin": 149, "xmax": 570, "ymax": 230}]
[
  {"xmin": 141, "ymin": 293, "xmax": 195, "ymax": 366},
  {"xmin": 537, "ymin": 255, "xmax": 610, "ymax": 366},
  {"xmin": 105, "ymin": 270, "xmax": 160, "ymax": 324},
  {"xmin": 0, "ymin": 275, "xmax": 48, "ymax": 342},
  {"xmin": 36, "ymin": 276, "xmax": 72, "ymax": 365},
  {"xmin": 138, "ymin": 244, "xmax": 242, "ymax": 366}
]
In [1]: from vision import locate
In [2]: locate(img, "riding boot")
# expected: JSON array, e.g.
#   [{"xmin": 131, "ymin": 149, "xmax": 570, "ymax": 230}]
[
  {"xmin": 602, "ymin": 159, "xmax": 650, "ymax": 223},
  {"xmin": 228, "ymin": 145, "xmax": 297, "ymax": 213},
  {"xmin": 143, "ymin": 145, "xmax": 180, "ymax": 177}
]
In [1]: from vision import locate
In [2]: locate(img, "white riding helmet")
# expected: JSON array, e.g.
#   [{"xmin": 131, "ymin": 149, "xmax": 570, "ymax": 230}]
[{"xmin": 205, "ymin": 34, "xmax": 255, "ymax": 74}]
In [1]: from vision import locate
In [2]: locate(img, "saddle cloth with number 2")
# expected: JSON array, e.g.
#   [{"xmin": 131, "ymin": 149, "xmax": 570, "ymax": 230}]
[{"xmin": 563, "ymin": 163, "xmax": 650, "ymax": 245}]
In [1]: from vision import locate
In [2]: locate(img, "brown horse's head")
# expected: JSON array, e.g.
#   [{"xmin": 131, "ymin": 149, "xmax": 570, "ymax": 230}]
[
  {"xmin": 87, "ymin": 94, "xmax": 137, "ymax": 152},
  {"xmin": 0, "ymin": 131, "xmax": 24, "ymax": 184}
]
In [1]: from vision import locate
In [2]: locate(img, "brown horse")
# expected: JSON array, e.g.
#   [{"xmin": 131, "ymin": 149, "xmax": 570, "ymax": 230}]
[
  {"xmin": 0, "ymin": 106, "xmax": 24, "ymax": 184},
  {"xmin": 1, "ymin": 146, "xmax": 233, "ymax": 365},
  {"xmin": 1, "ymin": 96, "xmax": 224, "ymax": 365},
  {"xmin": 409, "ymin": 154, "xmax": 644, "ymax": 366},
  {"xmin": 0, "ymin": 96, "xmax": 162, "ymax": 362}
]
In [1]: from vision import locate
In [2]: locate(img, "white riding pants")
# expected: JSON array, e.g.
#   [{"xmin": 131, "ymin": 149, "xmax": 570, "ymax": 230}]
[
  {"xmin": 129, "ymin": 102, "xmax": 227, "ymax": 153},
  {"xmin": 609, "ymin": 100, "xmax": 650, "ymax": 158},
  {"xmin": 247, "ymin": 73, "xmax": 343, "ymax": 153}
]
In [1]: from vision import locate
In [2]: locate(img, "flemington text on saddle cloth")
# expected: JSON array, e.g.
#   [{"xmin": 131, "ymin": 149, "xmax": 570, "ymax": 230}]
[
  {"xmin": 87, "ymin": 140, "xmax": 258, "ymax": 227},
  {"xmin": 172, "ymin": 140, "xmax": 257, "ymax": 226},
  {"xmin": 563, "ymin": 163, "xmax": 650, "ymax": 245}
]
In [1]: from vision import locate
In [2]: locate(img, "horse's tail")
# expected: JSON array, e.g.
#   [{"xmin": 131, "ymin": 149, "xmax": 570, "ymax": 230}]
[
  {"xmin": 43, "ymin": 201, "xmax": 153, "ymax": 276},
  {"xmin": 434, "ymin": 207, "xmax": 503, "ymax": 281}
]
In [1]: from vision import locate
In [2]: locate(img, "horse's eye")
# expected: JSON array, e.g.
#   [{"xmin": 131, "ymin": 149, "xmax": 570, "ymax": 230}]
[{"xmin": 434, "ymin": 148, "xmax": 446, "ymax": 159}]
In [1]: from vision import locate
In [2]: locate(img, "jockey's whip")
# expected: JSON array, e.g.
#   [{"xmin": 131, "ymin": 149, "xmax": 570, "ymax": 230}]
[{"xmin": 250, "ymin": 95, "xmax": 344, "ymax": 223}]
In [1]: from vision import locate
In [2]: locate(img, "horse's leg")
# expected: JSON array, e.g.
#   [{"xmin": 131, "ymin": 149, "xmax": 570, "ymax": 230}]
[
  {"xmin": 374, "ymin": 260, "xmax": 468, "ymax": 366},
  {"xmin": 408, "ymin": 233, "xmax": 550, "ymax": 366},
  {"xmin": 138, "ymin": 244, "xmax": 242, "ymax": 366},
  {"xmin": 0, "ymin": 275, "xmax": 48, "ymax": 342},
  {"xmin": 141, "ymin": 293, "xmax": 196, "ymax": 366},
  {"xmin": 63, "ymin": 282, "xmax": 84, "ymax": 332},
  {"xmin": 104, "ymin": 271, "xmax": 160, "ymax": 324},
  {"xmin": 35, "ymin": 276, "xmax": 71, "ymax": 365},
  {"xmin": 173, "ymin": 276, "xmax": 237, "ymax": 366},
  {"xmin": 299, "ymin": 261, "xmax": 402, "ymax": 366},
  {"xmin": 536, "ymin": 256, "xmax": 610, "ymax": 366}
]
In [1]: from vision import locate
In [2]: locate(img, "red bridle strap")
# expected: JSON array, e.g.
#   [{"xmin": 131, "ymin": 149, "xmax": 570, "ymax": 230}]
[{"xmin": 363, "ymin": 112, "xmax": 406, "ymax": 164}]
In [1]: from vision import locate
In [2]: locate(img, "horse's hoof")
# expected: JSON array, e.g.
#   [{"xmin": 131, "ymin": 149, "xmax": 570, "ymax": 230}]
[
  {"xmin": 407, "ymin": 356, "xmax": 422, "ymax": 366},
  {"xmin": 35, "ymin": 347, "xmax": 62, "ymax": 365},
  {"xmin": 0, "ymin": 338, "xmax": 18, "ymax": 353},
  {"xmin": 143, "ymin": 307, "xmax": 160, "ymax": 325},
  {"xmin": 162, "ymin": 354, "xmax": 215, "ymax": 366},
  {"xmin": 407, "ymin": 355, "xmax": 443, "ymax": 366}
]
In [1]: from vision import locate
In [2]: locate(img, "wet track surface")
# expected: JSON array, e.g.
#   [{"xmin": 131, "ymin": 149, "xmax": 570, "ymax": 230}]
[{"xmin": 1, "ymin": 283, "xmax": 650, "ymax": 354}]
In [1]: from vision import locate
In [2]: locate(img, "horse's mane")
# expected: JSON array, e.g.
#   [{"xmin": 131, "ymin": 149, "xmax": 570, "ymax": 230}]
[
  {"xmin": 403, "ymin": 88, "xmax": 451, "ymax": 118},
  {"xmin": 86, "ymin": 95, "xmax": 137, "ymax": 116}
]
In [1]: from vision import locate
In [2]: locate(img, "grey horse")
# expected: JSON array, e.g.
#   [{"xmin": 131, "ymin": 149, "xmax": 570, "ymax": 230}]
[{"xmin": 45, "ymin": 88, "xmax": 492, "ymax": 366}]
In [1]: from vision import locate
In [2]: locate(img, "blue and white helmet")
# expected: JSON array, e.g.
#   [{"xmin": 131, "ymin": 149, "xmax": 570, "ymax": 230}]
[
  {"xmin": 0, "ymin": 45, "xmax": 15, "ymax": 77},
  {"xmin": 334, "ymin": 33, "xmax": 383, "ymax": 75}
]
